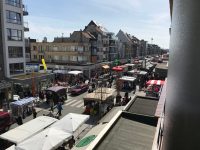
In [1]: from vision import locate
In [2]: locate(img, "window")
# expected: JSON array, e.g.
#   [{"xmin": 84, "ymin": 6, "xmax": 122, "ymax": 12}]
[
  {"xmin": 9, "ymin": 63, "xmax": 24, "ymax": 75},
  {"xmin": 7, "ymin": 28, "xmax": 22, "ymax": 41},
  {"xmin": 8, "ymin": 46, "xmax": 23, "ymax": 58},
  {"xmin": 77, "ymin": 46, "xmax": 84, "ymax": 52},
  {"xmin": 6, "ymin": 0, "xmax": 21, "ymax": 7},
  {"xmin": 33, "ymin": 46, "xmax": 37, "ymax": 51},
  {"xmin": 70, "ymin": 56, "xmax": 77, "ymax": 61},
  {"xmin": 62, "ymin": 56, "xmax": 68, "ymax": 61},
  {"xmin": 78, "ymin": 56, "xmax": 87, "ymax": 62},
  {"xmin": 53, "ymin": 46, "xmax": 58, "ymax": 51},
  {"xmin": 6, "ymin": 10, "xmax": 21, "ymax": 24},
  {"xmin": 33, "ymin": 55, "xmax": 37, "ymax": 59},
  {"xmin": 39, "ymin": 55, "xmax": 44, "ymax": 60},
  {"xmin": 70, "ymin": 46, "xmax": 75, "ymax": 51}
]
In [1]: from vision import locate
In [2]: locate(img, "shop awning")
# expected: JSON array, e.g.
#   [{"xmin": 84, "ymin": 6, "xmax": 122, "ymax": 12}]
[
  {"xmin": 68, "ymin": 70, "xmax": 83, "ymax": 75},
  {"xmin": 102, "ymin": 65, "xmax": 110, "ymax": 69},
  {"xmin": 112, "ymin": 66, "xmax": 123, "ymax": 71},
  {"xmin": 119, "ymin": 76, "xmax": 136, "ymax": 82},
  {"xmin": 146, "ymin": 80, "xmax": 165, "ymax": 85},
  {"xmin": 125, "ymin": 64, "xmax": 135, "ymax": 67},
  {"xmin": 46, "ymin": 86, "xmax": 66, "ymax": 92}
]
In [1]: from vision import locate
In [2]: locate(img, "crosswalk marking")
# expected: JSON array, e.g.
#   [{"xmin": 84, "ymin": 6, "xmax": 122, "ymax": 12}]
[
  {"xmin": 70, "ymin": 100, "xmax": 83, "ymax": 107},
  {"xmin": 76, "ymin": 102, "xmax": 84, "ymax": 108},
  {"xmin": 64, "ymin": 99, "xmax": 78, "ymax": 106}
]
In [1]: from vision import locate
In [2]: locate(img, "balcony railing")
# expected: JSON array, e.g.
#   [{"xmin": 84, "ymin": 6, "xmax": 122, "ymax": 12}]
[
  {"xmin": 23, "ymin": 5, "xmax": 29, "ymax": 16},
  {"xmin": 6, "ymin": 0, "xmax": 21, "ymax": 7},
  {"xmin": 24, "ymin": 22, "xmax": 29, "ymax": 32}
]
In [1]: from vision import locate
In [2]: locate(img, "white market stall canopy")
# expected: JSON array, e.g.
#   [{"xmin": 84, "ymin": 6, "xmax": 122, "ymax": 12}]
[
  {"xmin": 128, "ymin": 70, "xmax": 147, "ymax": 75},
  {"xmin": 84, "ymin": 88, "xmax": 115, "ymax": 102},
  {"xmin": 51, "ymin": 113, "xmax": 89, "ymax": 134},
  {"xmin": 139, "ymin": 71, "xmax": 148, "ymax": 75},
  {"xmin": 0, "ymin": 116, "xmax": 58, "ymax": 144},
  {"xmin": 53, "ymin": 70, "xmax": 68, "ymax": 74},
  {"xmin": 68, "ymin": 70, "xmax": 83, "ymax": 75},
  {"xmin": 6, "ymin": 145, "xmax": 15, "ymax": 150},
  {"xmin": 119, "ymin": 76, "xmax": 136, "ymax": 82},
  {"xmin": 125, "ymin": 63, "xmax": 136, "ymax": 67},
  {"xmin": 16, "ymin": 128, "xmax": 72, "ymax": 150},
  {"xmin": 16, "ymin": 113, "xmax": 89, "ymax": 150}
]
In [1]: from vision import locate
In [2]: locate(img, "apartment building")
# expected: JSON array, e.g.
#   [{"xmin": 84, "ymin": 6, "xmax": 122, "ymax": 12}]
[
  {"xmin": 137, "ymin": 39, "xmax": 148, "ymax": 57},
  {"xmin": 84, "ymin": 20, "xmax": 110, "ymax": 62},
  {"xmin": 0, "ymin": 0, "xmax": 28, "ymax": 78},
  {"xmin": 116, "ymin": 30, "xmax": 136, "ymax": 59},
  {"xmin": 31, "ymin": 42, "xmax": 92, "ymax": 65},
  {"xmin": 107, "ymin": 32, "xmax": 118, "ymax": 61}
]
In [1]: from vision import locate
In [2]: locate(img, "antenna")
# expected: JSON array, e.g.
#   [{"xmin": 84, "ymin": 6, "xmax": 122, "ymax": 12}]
[
  {"xmin": 151, "ymin": 37, "xmax": 153, "ymax": 44},
  {"xmin": 62, "ymin": 33, "xmax": 64, "ymax": 42}
]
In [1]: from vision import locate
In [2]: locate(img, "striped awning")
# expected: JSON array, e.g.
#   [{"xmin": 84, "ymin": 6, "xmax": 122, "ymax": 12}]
[
  {"xmin": 102, "ymin": 65, "xmax": 110, "ymax": 69},
  {"xmin": 146, "ymin": 80, "xmax": 165, "ymax": 85}
]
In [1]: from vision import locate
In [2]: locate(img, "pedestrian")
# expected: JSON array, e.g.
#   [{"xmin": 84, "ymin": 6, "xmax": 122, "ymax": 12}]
[
  {"xmin": 68, "ymin": 136, "xmax": 75, "ymax": 149},
  {"xmin": 57, "ymin": 101, "xmax": 63, "ymax": 116},
  {"xmin": 49, "ymin": 99, "xmax": 54, "ymax": 112},
  {"xmin": 32, "ymin": 108, "xmax": 37, "ymax": 119}
]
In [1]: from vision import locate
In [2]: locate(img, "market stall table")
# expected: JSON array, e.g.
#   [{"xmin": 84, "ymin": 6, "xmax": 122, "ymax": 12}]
[{"xmin": 9, "ymin": 97, "xmax": 37, "ymax": 118}]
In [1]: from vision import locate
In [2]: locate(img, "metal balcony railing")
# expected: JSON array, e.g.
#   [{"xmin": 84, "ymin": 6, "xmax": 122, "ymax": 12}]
[{"xmin": 23, "ymin": 5, "xmax": 29, "ymax": 16}]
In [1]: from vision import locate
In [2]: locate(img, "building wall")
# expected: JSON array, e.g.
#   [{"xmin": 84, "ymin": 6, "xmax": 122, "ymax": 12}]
[
  {"xmin": 30, "ymin": 42, "xmax": 92, "ymax": 64},
  {"xmin": 0, "ymin": 2, "xmax": 5, "ymax": 80},
  {"xmin": 1, "ymin": 0, "xmax": 26, "ymax": 78}
]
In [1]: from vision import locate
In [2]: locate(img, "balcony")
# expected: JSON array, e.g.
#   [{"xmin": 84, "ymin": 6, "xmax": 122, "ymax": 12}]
[
  {"xmin": 24, "ymin": 22, "xmax": 29, "ymax": 32},
  {"xmin": 23, "ymin": 5, "xmax": 29, "ymax": 16},
  {"xmin": 6, "ymin": 0, "xmax": 21, "ymax": 7}
]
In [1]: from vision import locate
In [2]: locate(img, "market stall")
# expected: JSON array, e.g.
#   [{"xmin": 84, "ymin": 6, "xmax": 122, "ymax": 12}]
[
  {"xmin": 83, "ymin": 88, "xmax": 115, "ymax": 116},
  {"xmin": 0, "ymin": 116, "xmax": 57, "ymax": 145},
  {"xmin": 16, "ymin": 127, "xmax": 72, "ymax": 150},
  {"xmin": 9, "ymin": 97, "xmax": 37, "ymax": 118},
  {"xmin": 125, "ymin": 63, "xmax": 136, "ymax": 71},
  {"xmin": 16, "ymin": 113, "xmax": 89, "ymax": 150},
  {"xmin": 46, "ymin": 86, "xmax": 67, "ymax": 104},
  {"xmin": 119, "ymin": 76, "xmax": 136, "ymax": 91},
  {"xmin": 68, "ymin": 71, "xmax": 83, "ymax": 75},
  {"xmin": 145, "ymin": 80, "xmax": 165, "ymax": 97}
]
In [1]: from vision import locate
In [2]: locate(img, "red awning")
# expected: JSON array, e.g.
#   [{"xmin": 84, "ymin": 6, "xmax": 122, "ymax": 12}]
[
  {"xmin": 146, "ymin": 80, "xmax": 165, "ymax": 85},
  {"xmin": 112, "ymin": 66, "xmax": 123, "ymax": 71}
]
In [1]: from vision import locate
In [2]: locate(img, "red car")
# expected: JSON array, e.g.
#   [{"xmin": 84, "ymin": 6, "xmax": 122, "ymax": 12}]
[
  {"xmin": 0, "ymin": 111, "xmax": 14, "ymax": 133},
  {"xmin": 71, "ymin": 84, "xmax": 88, "ymax": 95}
]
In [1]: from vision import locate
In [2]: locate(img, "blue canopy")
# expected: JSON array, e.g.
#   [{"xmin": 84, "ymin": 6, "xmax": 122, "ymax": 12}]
[{"xmin": 11, "ymin": 97, "xmax": 36, "ymax": 106}]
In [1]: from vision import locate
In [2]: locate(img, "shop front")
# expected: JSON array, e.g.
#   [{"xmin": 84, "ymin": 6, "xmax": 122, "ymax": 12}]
[{"xmin": 0, "ymin": 81, "xmax": 12, "ymax": 110}]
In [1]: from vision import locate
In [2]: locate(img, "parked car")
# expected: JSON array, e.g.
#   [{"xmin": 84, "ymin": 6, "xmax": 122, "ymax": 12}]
[
  {"xmin": 0, "ymin": 111, "xmax": 14, "ymax": 133},
  {"xmin": 71, "ymin": 84, "xmax": 88, "ymax": 95}
]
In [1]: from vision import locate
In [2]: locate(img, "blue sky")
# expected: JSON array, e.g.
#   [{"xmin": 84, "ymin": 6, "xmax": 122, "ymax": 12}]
[{"xmin": 23, "ymin": 0, "xmax": 170, "ymax": 48}]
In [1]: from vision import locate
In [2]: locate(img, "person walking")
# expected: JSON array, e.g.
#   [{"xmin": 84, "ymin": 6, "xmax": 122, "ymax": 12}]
[
  {"xmin": 57, "ymin": 101, "xmax": 63, "ymax": 116},
  {"xmin": 32, "ymin": 108, "xmax": 37, "ymax": 119},
  {"xmin": 68, "ymin": 136, "xmax": 75, "ymax": 149},
  {"xmin": 49, "ymin": 99, "xmax": 54, "ymax": 112}
]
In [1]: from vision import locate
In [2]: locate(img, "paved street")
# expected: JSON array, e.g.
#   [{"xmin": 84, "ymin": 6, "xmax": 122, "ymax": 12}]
[{"xmin": 8, "ymin": 86, "xmax": 137, "ymax": 146}]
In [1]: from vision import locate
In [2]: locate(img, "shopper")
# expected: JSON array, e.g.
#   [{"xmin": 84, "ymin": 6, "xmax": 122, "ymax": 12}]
[
  {"xmin": 32, "ymin": 108, "xmax": 37, "ymax": 119},
  {"xmin": 57, "ymin": 101, "xmax": 63, "ymax": 116}
]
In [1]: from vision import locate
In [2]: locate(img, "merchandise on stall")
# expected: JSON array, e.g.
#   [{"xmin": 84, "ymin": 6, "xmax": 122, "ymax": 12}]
[{"xmin": 9, "ymin": 97, "xmax": 37, "ymax": 118}]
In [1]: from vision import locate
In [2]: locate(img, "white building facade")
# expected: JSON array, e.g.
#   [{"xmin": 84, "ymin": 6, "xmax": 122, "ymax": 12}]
[{"xmin": 0, "ymin": 0, "xmax": 28, "ymax": 78}]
